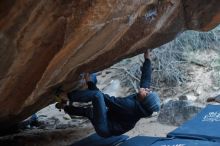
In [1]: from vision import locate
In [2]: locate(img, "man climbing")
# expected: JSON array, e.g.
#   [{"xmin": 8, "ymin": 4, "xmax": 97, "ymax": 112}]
[{"xmin": 57, "ymin": 49, "xmax": 160, "ymax": 137}]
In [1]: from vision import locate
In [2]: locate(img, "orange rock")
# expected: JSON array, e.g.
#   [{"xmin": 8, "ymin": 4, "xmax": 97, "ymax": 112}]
[{"xmin": 0, "ymin": 0, "xmax": 219, "ymax": 131}]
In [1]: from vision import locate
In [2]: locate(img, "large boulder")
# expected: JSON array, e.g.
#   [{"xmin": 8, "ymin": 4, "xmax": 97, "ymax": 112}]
[
  {"xmin": 0, "ymin": 0, "xmax": 220, "ymax": 131},
  {"xmin": 158, "ymin": 100, "xmax": 203, "ymax": 126}
]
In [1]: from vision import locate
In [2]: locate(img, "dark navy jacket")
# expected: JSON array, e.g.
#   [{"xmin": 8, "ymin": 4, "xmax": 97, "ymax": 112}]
[{"xmin": 104, "ymin": 94, "xmax": 154, "ymax": 135}]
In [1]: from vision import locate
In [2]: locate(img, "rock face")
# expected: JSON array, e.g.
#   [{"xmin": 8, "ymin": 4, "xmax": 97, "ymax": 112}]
[
  {"xmin": 158, "ymin": 100, "xmax": 203, "ymax": 126},
  {"xmin": 0, "ymin": 0, "xmax": 220, "ymax": 131}
]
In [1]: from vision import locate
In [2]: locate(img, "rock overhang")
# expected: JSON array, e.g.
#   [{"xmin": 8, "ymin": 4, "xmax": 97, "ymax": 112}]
[{"xmin": 0, "ymin": 0, "xmax": 219, "ymax": 131}]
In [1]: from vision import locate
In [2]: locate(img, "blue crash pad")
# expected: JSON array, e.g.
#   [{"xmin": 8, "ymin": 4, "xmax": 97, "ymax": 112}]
[
  {"xmin": 119, "ymin": 136, "xmax": 161, "ymax": 146},
  {"xmin": 167, "ymin": 104, "xmax": 220, "ymax": 142},
  {"xmin": 119, "ymin": 136, "xmax": 220, "ymax": 146},
  {"xmin": 152, "ymin": 138, "xmax": 220, "ymax": 146},
  {"xmin": 71, "ymin": 133, "xmax": 128, "ymax": 146}
]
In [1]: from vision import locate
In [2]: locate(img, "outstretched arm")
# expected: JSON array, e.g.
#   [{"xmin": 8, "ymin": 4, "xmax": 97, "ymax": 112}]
[{"xmin": 140, "ymin": 50, "xmax": 152, "ymax": 89}]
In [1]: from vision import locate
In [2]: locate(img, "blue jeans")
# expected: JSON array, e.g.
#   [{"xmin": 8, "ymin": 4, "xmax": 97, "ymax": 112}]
[{"xmin": 66, "ymin": 90, "xmax": 111, "ymax": 137}]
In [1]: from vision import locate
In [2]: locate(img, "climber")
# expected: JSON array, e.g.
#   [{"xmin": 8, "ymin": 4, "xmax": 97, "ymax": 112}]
[{"xmin": 56, "ymin": 49, "xmax": 160, "ymax": 138}]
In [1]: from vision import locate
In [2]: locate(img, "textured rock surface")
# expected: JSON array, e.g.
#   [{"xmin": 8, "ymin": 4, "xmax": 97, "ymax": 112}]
[
  {"xmin": 158, "ymin": 100, "xmax": 203, "ymax": 126},
  {"xmin": 0, "ymin": 0, "xmax": 220, "ymax": 131}
]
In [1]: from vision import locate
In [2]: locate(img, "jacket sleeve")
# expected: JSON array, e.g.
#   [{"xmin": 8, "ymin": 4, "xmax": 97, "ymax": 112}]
[{"xmin": 140, "ymin": 58, "xmax": 152, "ymax": 88}]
